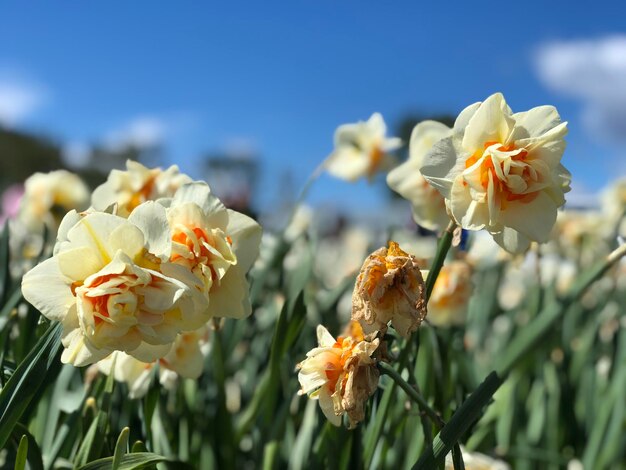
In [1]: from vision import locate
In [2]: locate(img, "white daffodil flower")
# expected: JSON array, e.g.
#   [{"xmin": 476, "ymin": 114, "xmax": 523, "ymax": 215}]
[
  {"xmin": 427, "ymin": 260, "xmax": 473, "ymax": 327},
  {"xmin": 18, "ymin": 170, "xmax": 90, "ymax": 232},
  {"xmin": 445, "ymin": 446, "xmax": 510, "ymax": 470},
  {"xmin": 98, "ymin": 323, "xmax": 210, "ymax": 398},
  {"xmin": 163, "ymin": 182, "xmax": 262, "ymax": 319},
  {"xmin": 91, "ymin": 160, "xmax": 192, "ymax": 217},
  {"xmin": 297, "ymin": 322, "xmax": 379, "ymax": 428},
  {"xmin": 21, "ymin": 208, "xmax": 204, "ymax": 366},
  {"xmin": 421, "ymin": 93, "xmax": 571, "ymax": 253},
  {"xmin": 387, "ymin": 120, "xmax": 451, "ymax": 231},
  {"xmin": 326, "ymin": 113, "xmax": 401, "ymax": 182}
]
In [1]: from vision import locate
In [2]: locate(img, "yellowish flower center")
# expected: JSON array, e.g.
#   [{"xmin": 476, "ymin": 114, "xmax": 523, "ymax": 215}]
[
  {"xmin": 464, "ymin": 141, "xmax": 538, "ymax": 209},
  {"xmin": 368, "ymin": 146, "xmax": 384, "ymax": 177}
]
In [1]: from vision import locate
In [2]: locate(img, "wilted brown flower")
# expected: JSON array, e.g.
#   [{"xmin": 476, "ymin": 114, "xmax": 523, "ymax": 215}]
[
  {"xmin": 352, "ymin": 241, "xmax": 427, "ymax": 337},
  {"xmin": 296, "ymin": 321, "xmax": 380, "ymax": 428}
]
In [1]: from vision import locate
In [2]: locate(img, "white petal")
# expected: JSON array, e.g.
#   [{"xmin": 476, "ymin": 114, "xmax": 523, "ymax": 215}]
[
  {"xmin": 498, "ymin": 191, "xmax": 557, "ymax": 243},
  {"xmin": 108, "ymin": 223, "xmax": 146, "ymax": 259},
  {"xmin": 56, "ymin": 246, "xmax": 103, "ymax": 281},
  {"xmin": 409, "ymin": 120, "xmax": 451, "ymax": 165},
  {"xmin": 226, "ymin": 210, "xmax": 262, "ymax": 272},
  {"xmin": 462, "ymin": 93, "xmax": 515, "ymax": 151},
  {"xmin": 128, "ymin": 342, "xmax": 172, "ymax": 362},
  {"xmin": 63, "ymin": 213, "xmax": 127, "ymax": 265},
  {"xmin": 22, "ymin": 258, "xmax": 75, "ymax": 322},
  {"xmin": 325, "ymin": 148, "xmax": 371, "ymax": 181},
  {"xmin": 512, "ymin": 105, "xmax": 562, "ymax": 140},
  {"xmin": 128, "ymin": 201, "xmax": 172, "ymax": 258},
  {"xmin": 316, "ymin": 325, "xmax": 336, "ymax": 348},
  {"xmin": 420, "ymin": 136, "xmax": 462, "ymax": 197},
  {"xmin": 172, "ymin": 182, "xmax": 228, "ymax": 228},
  {"xmin": 318, "ymin": 388, "xmax": 342, "ymax": 426},
  {"xmin": 449, "ymin": 178, "xmax": 488, "ymax": 230},
  {"xmin": 206, "ymin": 265, "xmax": 251, "ymax": 319},
  {"xmin": 491, "ymin": 227, "xmax": 531, "ymax": 254}
]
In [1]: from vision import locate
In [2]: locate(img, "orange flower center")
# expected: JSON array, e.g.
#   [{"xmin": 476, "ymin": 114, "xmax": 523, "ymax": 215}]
[
  {"xmin": 368, "ymin": 146, "xmax": 384, "ymax": 177},
  {"xmin": 127, "ymin": 175, "xmax": 157, "ymax": 213},
  {"xmin": 465, "ymin": 141, "xmax": 538, "ymax": 208}
]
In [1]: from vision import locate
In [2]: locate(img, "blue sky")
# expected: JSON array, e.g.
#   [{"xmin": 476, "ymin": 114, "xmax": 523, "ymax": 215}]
[{"xmin": 1, "ymin": 1, "xmax": 625, "ymax": 211}]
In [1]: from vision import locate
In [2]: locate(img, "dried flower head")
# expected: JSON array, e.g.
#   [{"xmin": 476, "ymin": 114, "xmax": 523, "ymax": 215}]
[
  {"xmin": 352, "ymin": 241, "xmax": 427, "ymax": 337},
  {"xmin": 297, "ymin": 321, "xmax": 379, "ymax": 428}
]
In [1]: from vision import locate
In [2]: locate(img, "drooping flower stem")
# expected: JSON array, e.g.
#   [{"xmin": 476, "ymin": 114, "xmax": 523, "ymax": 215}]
[
  {"xmin": 378, "ymin": 361, "xmax": 444, "ymax": 429},
  {"xmin": 413, "ymin": 242, "xmax": 626, "ymax": 469},
  {"xmin": 425, "ymin": 220, "xmax": 457, "ymax": 302}
]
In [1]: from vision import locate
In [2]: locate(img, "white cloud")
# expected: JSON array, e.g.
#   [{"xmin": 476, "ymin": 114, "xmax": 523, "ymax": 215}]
[
  {"xmin": 62, "ymin": 115, "xmax": 170, "ymax": 168},
  {"xmin": 535, "ymin": 35, "xmax": 626, "ymax": 143},
  {"xmin": 104, "ymin": 116, "xmax": 166, "ymax": 150},
  {"xmin": 0, "ymin": 76, "xmax": 47, "ymax": 126}
]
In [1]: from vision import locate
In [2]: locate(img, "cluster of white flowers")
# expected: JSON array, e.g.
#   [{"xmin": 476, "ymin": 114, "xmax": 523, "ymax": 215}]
[
  {"xmin": 330, "ymin": 93, "xmax": 571, "ymax": 255},
  {"xmin": 21, "ymin": 161, "xmax": 261, "ymax": 394}
]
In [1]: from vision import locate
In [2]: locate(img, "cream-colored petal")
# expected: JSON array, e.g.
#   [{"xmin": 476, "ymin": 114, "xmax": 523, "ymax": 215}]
[
  {"xmin": 318, "ymin": 388, "xmax": 342, "ymax": 426},
  {"xmin": 128, "ymin": 342, "xmax": 172, "ymax": 363},
  {"xmin": 128, "ymin": 201, "xmax": 171, "ymax": 258},
  {"xmin": 108, "ymin": 223, "xmax": 146, "ymax": 259},
  {"xmin": 409, "ymin": 120, "xmax": 451, "ymax": 164},
  {"xmin": 316, "ymin": 325, "xmax": 336, "ymax": 348},
  {"xmin": 206, "ymin": 264, "xmax": 251, "ymax": 319},
  {"xmin": 172, "ymin": 182, "xmax": 228, "ymax": 229},
  {"xmin": 512, "ymin": 105, "xmax": 562, "ymax": 140},
  {"xmin": 420, "ymin": 135, "xmax": 461, "ymax": 197},
  {"xmin": 491, "ymin": 226, "xmax": 531, "ymax": 254},
  {"xmin": 22, "ymin": 258, "xmax": 75, "ymax": 322},
  {"xmin": 498, "ymin": 192, "xmax": 557, "ymax": 243},
  {"xmin": 462, "ymin": 93, "xmax": 515, "ymax": 151},
  {"xmin": 56, "ymin": 246, "xmax": 103, "ymax": 282},
  {"xmin": 449, "ymin": 178, "xmax": 488, "ymax": 230},
  {"xmin": 226, "ymin": 210, "xmax": 262, "ymax": 271},
  {"xmin": 325, "ymin": 148, "xmax": 371, "ymax": 182}
]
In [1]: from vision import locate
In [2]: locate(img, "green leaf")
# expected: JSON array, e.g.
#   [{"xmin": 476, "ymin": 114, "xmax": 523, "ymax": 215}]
[
  {"xmin": 74, "ymin": 411, "xmax": 107, "ymax": 466},
  {"xmin": 14, "ymin": 434, "xmax": 28, "ymax": 470},
  {"xmin": 412, "ymin": 372, "xmax": 504, "ymax": 469},
  {"xmin": 76, "ymin": 452, "xmax": 191, "ymax": 470},
  {"xmin": 363, "ymin": 378, "xmax": 397, "ymax": 468},
  {"xmin": 0, "ymin": 321, "xmax": 62, "ymax": 449},
  {"xmin": 112, "ymin": 427, "xmax": 130, "ymax": 470},
  {"xmin": 0, "ymin": 221, "xmax": 12, "ymax": 305},
  {"xmin": 11, "ymin": 424, "xmax": 44, "ymax": 470}
]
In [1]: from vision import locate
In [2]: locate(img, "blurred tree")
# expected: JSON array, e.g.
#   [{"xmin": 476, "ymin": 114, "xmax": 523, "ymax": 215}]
[
  {"xmin": 0, "ymin": 128, "xmax": 64, "ymax": 190},
  {"xmin": 203, "ymin": 152, "xmax": 259, "ymax": 218}
]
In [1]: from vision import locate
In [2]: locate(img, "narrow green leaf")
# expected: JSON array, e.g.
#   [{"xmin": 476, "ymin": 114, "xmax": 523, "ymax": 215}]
[
  {"xmin": 112, "ymin": 427, "xmax": 130, "ymax": 470},
  {"xmin": 413, "ymin": 372, "xmax": 504, "ymax": 469},
  {"xmin": 363, "ymin": 378, "xmax": 397, "ymax": 468},
  {"xmin": 76, "ymin": 452, "xmax": 191, "ymax": 470},
  {"xmin": 15, "ymin": 434, "xmax": 28, "ymax": 470},
  {"xmin": 0, "ymin": 322, "xmax": 62, "ymax": 449},
  {"xmin": 74, "ymin": 411, "xmax": 107, "ymax": 466}
]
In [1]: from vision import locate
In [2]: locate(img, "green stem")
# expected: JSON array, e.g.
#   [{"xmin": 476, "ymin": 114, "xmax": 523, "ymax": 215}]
[
  {"xmin": 425, "ymin": 220, "xmax": 457, "ymax": 302},
  {"xmin": 379, "ymin": 361, "xmax": 445, "ymax": 429}
]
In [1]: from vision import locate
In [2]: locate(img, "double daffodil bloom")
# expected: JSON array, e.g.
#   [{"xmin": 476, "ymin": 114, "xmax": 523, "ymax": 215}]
[
  {"xmin": 387, "ymin": 120, "xmax": 451, "ymax": 231},
  {"xmin": 92, "ymin": 160, "xmax": 192, "ymax": 217},
  {"xmin": 164, "ymin": 182, "xmax": 262, "ymax": 319},
  {"xmin": 297, "ymin": 321, "xmax": 379, "ymax": 428},
  {"xmin": 22, "ymin": 206, "xmax": 205, "ymax": 366},
  {"xmin": 326, "ymin": 113, "xmax": 401, "ymax": 182},
  {"xmin": 421, "ymin": 93, "xmax": 571, "ymax": 253},
  {"xmin": 19, "ymin": 170, "xmax": 90, "ymax": 232}
]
